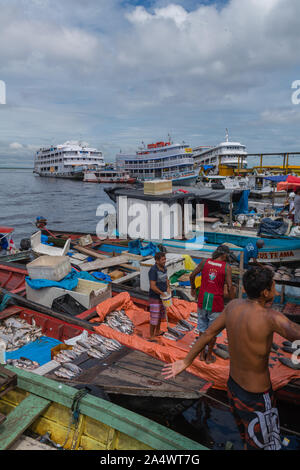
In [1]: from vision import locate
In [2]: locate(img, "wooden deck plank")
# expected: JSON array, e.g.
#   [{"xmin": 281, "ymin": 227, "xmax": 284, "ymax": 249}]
[
  {"xmin": 80, "ymin": 255, "xmax": 132, "ymax": 272},
  {"xmin": 0, "ymin": 394, "xmax": 50, "ymax": 450},
  {"xmin": 47, "ymin": 349, "xmax": 208, "ymax": 398}
]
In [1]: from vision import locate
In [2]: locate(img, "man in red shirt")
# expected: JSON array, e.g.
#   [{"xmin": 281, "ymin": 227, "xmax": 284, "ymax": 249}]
[{"xmin": 190, "ymin": 245, "xmax": 234, "ymax": 363}]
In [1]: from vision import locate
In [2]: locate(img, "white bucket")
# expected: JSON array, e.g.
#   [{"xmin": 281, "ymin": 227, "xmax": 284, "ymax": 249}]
[{"xmin": 160, "ymin": 292, "xmax": 172, "ymax": 308}]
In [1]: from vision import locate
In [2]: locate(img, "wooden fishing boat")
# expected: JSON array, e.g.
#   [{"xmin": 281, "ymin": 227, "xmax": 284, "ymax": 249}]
[
  {"xmin": 0, "ymin": 264, "xmax": 27, "ymax": 294},
  {"xmin": 44, "ymin": 227, "xmax": 300, "ymax": 265},
  {"xmin": 0, "ymin": 365, "xmax": 206, "ymax": 450}
]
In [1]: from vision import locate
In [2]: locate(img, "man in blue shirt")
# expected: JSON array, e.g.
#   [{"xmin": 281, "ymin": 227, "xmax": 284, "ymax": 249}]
[
  {"xmin": 148, "ymin": 252, "xmax": 170, "ymax": 340},
  {"xmin": 240, "ymin": 239, "xmax": 265, "ymax": 269}
]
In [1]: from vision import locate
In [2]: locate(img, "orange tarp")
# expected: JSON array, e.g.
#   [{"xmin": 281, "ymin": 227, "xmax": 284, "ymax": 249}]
[{"xmin": 91, "ymin": 292, "xmax": 300, "ymax": 392}]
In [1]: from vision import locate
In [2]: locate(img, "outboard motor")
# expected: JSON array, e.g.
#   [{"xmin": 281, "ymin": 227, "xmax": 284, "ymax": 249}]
[{"xmin": 20, "ymin": 238, "xmax": 31, "ymax": 251}]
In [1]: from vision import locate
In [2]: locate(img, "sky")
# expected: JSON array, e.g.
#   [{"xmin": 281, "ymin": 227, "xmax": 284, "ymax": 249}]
[{"xmin": 0, "ymin": 0, "xmax": 300, "ymax": 167}]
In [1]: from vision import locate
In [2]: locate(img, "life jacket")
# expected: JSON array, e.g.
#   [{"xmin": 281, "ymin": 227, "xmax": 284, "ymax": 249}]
[{"xmin": 197, "ymin": 258, "xmax": 227, "ymax": 313}]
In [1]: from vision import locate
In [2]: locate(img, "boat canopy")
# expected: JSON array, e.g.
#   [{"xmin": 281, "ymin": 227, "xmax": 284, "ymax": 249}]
[
  {"xmin": 104, "ymin": 185, "xmax": 244, "ymax": 204},
  {"xmin": 0, "ymin": 227, "xmax": 14, "ymax": 234},
  {"xmin": 277, "ymin": 175, "xmax": 300, "ymax": 191},
  {"xmin": 263, "ymin": 175, "xmax": 287, "ymax": 183}
]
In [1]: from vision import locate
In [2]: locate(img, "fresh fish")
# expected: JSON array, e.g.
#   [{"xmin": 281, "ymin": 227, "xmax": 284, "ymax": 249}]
[
  {"xmin": 54, "ymin": 368, "xmax": 74, "ymax": 379},
  {"xmin": 72, "ymin": 344, "xmax": 87, "ymax": 354},
  {"xmin": 88, "ymin": 335, "xmax": 105, "ymax": 345},
  {"xmin": 163, "ymin": 333, "xmax": 178, "ymax": 341},
  {"xmin": 167, "ymin": 327, "xmax": 181, "ymax": 338},
  {"xmin": 178, "ymin": 319, "xmax": 194, "ymax": 331},
  {"xmin": 213, "ymin": 347, "xmax": 229, "ymax": 360},
  {"xmin": 217, "ymin": 344, "xmax": 229, "ymax": 352},
  {"xmin": 54, "ymin": 353, "xmax": 73, "ymax": 363},
  {"xmin": 77, "ymin": 340, "xmax": 92, "ymax": 350},
  {"xmin": 92, "ymin": 343, "xmax": 109, "ymax": 354},
  {"xmin": 88, "ymin": 348, "xmax": 105, "ymax": 359},
  {"xmin": 60, "ymin": 350, "xmax": 78, "ymax": 359},
  {"xmin": 63, "ymin": 363, "xmax": 82, "ymax": 375}
]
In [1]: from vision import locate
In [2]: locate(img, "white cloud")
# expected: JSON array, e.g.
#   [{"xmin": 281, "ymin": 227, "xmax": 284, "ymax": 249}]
[
  {"xmin": 1, "ymin": 0, "xmax": 300, "ymax": 162},
  {"xmin": 9, "ymin": 142, "xmax": 24, "ymax": 150}
]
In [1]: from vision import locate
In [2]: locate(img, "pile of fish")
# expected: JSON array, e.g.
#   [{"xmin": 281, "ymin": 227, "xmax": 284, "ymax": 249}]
[
  {"xmin": 174, "ymin": 319, "xmax": 195, "ymax": 333},
  {"xmin": 188, "ymin": 312, "xmax": 198, "ymax": 324},
  {"xmin": 54, "ymin": 333, "xmax": 123, "ymax": 365},
  {"xmin": 163, "ymin": 326, "xmax": 184, "ymax": 341},
  {"xmin": 0, "ymin": 317, "xmax": 43, "ymax": 352},
  {"xmin": 6, "ymin": 357, "xmax": 40, "ymax": 370},
  {"xmin": 266, "ymin": 265, "xmax": 300, "ymax": 282},
  {"xmin": 103, "ymin": 310, "xmax": 134, "ymax": 335},
  {"xmin": 54, "ymin": 363, "xmax": 82, "ymax": 379}
]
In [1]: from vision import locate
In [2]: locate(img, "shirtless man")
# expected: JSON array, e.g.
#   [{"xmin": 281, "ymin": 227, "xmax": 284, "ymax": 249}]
[{"xmin": 162, "ymin": 266, "xmax": 300, "ymax": 450}]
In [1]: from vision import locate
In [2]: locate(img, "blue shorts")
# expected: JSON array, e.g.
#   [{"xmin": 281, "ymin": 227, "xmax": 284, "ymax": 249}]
[{"xmin": 197, "ymin": 308, "xmax": 222, "ymax": 336}]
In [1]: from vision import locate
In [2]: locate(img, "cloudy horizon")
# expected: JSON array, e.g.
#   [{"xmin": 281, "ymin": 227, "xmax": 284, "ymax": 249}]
[{"xmin": 0, "ymin": 0, "xmax": 300, "ymax": 168}]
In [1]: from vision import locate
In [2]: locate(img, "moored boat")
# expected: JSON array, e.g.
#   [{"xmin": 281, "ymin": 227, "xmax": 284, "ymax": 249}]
[
  {"xmin": 83, "ymin": 167, "xmax": 136, "ymax": 184},
  {"xmin": 116, "ymin": 139, "xmax": 199, "ymax": 186},
  {"xmin": 0, "ymin": 364, "xmax": 206, "ymax": 450}
]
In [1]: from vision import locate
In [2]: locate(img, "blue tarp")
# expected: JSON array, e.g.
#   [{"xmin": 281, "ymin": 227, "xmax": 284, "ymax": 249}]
[
  {"xmin": 91, "ymin": 272, "xmax": 112, "ymax": 283},
  {"xmin": 263, "ymin": 175, "xmax": 288, "ymax": 183},
  {"xmin": 234, "ymin": 190, "xmax": 250, "ymax": 214},
  {"xmin": 128, "ymin": 240, "xmax": 159, "ymax": 257},
  {"xmin": 201, "ymin": 165, "xmax": 214, "ymax": 170},
  {"xmin": 41, "ymin": 234, "xmax": 53, "ymax": 246},
  {"xmin": 26, "ymin": 269, "xmax": 104, "ymax": 290},
  {"xmin": 6, "ymin": 336, "xmax": 62, "ymax": 366}
]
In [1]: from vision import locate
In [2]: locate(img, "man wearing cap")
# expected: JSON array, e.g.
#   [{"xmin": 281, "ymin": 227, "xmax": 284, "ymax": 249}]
[
  {"xmin": 190, "ymin": 245, "xmax": 234, "ymax": 364},
  {"xmin": 279, "ymin": 192, "xmax": 295, "ymax": 221}
]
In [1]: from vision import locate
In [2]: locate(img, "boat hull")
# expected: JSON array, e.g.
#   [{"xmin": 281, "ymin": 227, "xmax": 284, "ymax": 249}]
[{"xmin": 0, "ymin": 366, "xmax": 205, "ymax": 450}]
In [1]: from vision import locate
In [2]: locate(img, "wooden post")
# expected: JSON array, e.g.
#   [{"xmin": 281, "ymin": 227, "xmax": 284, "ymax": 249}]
[
  {"xmin": 238, "ymin": 251, "xmax": 244, "ymax": 299},
  {"xmin": 286, "ymin": 153, "xmax": 289, "ymax": 174},
  {"xmin": 229, "ymin": 192, "xmax": 233, "ymax": 228}
]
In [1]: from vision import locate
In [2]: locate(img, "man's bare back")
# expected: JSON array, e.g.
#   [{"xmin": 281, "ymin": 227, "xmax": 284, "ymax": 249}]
[
  {"xmin": 163, "ymin": 280, "xmax": 300, "ymax": 393},
  {"xmin": 225, "ymin": 298, "xmax": 276, "ymax": 392},
  {"xmin": 162, "ymin": 266, "xmax": 300, "ymax": 450}
]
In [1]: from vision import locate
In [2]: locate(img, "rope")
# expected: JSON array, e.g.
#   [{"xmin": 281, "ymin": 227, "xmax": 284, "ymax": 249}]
[
  {"xmin": 0, "ymin": 294, "xmax": 11, "ymax": 312},
  {"xmin": 62, "ymin": 388, "xmax": 89, "ymax": 450}
]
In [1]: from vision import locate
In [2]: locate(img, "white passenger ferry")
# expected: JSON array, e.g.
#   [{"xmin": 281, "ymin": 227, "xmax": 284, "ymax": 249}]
[
  {"xmin": 115, "ymin": 139, "xmax": 198, "ymax": 185},
  {"xmin": 34, "ymin": 141, "xmax": 105, "ymax": 179},
  {"xmin": 193, "ymin": 130, "xmax": 247, "ymax": 176}
]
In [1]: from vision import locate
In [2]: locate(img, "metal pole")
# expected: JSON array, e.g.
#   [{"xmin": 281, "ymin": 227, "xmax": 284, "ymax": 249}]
[
  {"xmin": 238, "ymin": 251, "xmax": 244, "ymax": 299},
  {"xmin": 229, "ymin": 192, "xmax": 233, "ymax": 228}
]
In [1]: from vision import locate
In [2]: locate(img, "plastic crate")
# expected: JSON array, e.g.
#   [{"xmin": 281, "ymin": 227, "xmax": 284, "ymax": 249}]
[
  {"xmin": 27, "ymin": 255, "xmax": 71, "ymax": 281},
  {"xmin": 51, "ymin": 294, "xmax": 86, "ymax": 316}
]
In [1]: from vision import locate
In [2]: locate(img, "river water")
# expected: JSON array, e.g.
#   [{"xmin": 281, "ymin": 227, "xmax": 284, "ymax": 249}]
[
  {"xmin": 0, "ymin": 169, "xmax": 112, "ymax": 244},
  {"xmin": 0, "ymin": 168, "xmax": 299, "ymax": 450}
]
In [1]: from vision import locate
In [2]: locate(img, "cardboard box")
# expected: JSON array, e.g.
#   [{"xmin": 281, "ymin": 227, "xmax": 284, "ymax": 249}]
[
  {"xmin": 78, "ymin": 234, "xmax": 93, "ymax": 246},
  {"xmin": 143, "ymin": 179, "xmax": 172, "ymax": 195},
  {"xmin": 109, "ymin": 270, "xmax": 125, "ymax": 280}
]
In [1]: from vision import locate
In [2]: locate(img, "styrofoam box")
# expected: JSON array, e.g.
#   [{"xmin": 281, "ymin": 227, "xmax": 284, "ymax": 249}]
[
  {"xmin": 25, "ymin": 279, "xmax": 112, "ymax": 310},
  {"xmin": 27, "ymin": 256, "xmax": 71, "ymax": 282},
  {"xmin": 140, "ymin": 254, "xmax": 184, "ymax": 292}
]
